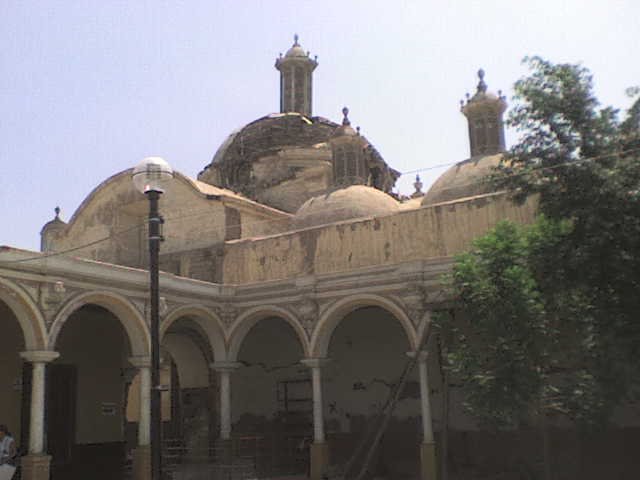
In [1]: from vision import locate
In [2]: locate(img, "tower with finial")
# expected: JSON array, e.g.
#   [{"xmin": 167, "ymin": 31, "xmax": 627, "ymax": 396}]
[
  {"xmin": 275, "ymin": 34, "xmax": 318, "ymax": 116},
  {"xmin": 40, "ymin": 206, "xmax": 67, "ymax": 252},
  {"xmin": 329, "ymin": 107, "xmax": 368, "ymax": 186},
  {"xmin": 460, "ymin": 69, "xmax": 507, "ymax": 157}
]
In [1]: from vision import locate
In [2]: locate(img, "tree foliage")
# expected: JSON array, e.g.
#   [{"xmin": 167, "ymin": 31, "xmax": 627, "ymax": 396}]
[{"xmin": 441, "ymin": 57, "xmax": 640, "ymax": 428}]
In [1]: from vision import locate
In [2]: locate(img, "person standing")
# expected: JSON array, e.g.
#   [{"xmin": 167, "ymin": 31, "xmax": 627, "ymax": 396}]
[{"xmin": 0, "ymin": 425, "xmax": 16, "ymax": 480}]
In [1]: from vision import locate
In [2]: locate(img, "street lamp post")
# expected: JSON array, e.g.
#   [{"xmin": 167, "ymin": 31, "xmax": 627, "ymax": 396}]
[{"xmin": 132, "ymin": 157, "xmax": 174, "ymax": 480}]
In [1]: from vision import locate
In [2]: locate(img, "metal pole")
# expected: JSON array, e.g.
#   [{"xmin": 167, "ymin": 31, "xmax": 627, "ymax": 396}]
[{"xmin": 147, "ymin": 189, "xmax": 162, "ymax": 480}]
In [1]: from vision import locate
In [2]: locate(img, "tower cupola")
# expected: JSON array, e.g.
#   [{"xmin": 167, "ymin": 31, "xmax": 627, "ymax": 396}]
[
  {"xmin": 40, "ymin": 206, "xmax": 67, "ymax": 252},
  {"xmin": 461, "ymin": 69, "xmax": 507, "ymax": 157},
  {"xmin": 275, "ymin": 34, "xmax": 318, "ymax": 116},
  {"xmin": 329, "ymin": 107, "xmax": 368, "ymax": 186}
]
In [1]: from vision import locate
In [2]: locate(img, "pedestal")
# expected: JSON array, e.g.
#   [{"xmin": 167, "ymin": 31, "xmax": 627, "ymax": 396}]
[
  {"xmin": 310, "ymin": 442, "xmax": 330, "ymax": 480},
  {"xmin": 132, "ymin": 446, "xmax": 151, "ymax": 480},
  {"xmin": 20, "ymin": 454, "xmax": 52, "ymax": 480},
  {"xmin": 420, "ymin": 441, "xmax": 438, "ymax": 480}
]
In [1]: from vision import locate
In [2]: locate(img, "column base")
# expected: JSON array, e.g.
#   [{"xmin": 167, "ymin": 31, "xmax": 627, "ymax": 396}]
[
  {"xmin": 420, "ymin": 441, "xmax": 438, "ymax": 480},
  {"xmin": 20, "ymin": 454, "xmax": 52, "ymax": 480},
  {"xmin": 310, "ymin": 442, "xmax": 330, "ymax": 480},
  {"xmin": 131, "ymin": 446, "xmax": 151, "ymax": 480}
]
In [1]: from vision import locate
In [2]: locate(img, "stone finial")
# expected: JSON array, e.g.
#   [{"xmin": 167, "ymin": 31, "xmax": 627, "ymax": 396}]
[
  {"xmin": 54, "ymin": 206, "xmax": 61, "ymax": 219},
  {"xmin": 477, "ymin": 68, "xmax": 487, "ymax": 93},
  {"xmin": 342, "ymin": 107, "xmax": 351, "ymax": 126},
  {"xmin": 411, "ymin": 174, "xmax": 424, "ymax": 198},
  {"xmin": 293, "ymin": 33, "xmax": 299, "ymax": 46},
  {"xmin": 356, "ymin": 126, "xmax": 361, "ymax": 135},
  {"xmin": 414, "ymin": 174, "xmax": 423, "ymax": 193}
]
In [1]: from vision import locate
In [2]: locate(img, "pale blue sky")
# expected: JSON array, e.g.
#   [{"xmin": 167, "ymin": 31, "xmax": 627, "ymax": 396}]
[{"xmin": 1, "ymin": 1, "xmax": 638, "ymax": 250}]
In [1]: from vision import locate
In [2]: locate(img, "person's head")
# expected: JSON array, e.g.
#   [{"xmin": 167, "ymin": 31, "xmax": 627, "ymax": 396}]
[{"xmin": 0, "ymin": 425, "xmax": 9, "ymax": 439}]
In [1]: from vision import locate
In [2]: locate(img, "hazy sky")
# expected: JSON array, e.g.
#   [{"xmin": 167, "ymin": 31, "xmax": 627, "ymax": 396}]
[{"xmin": 1, "ymin": 1, "xmax": 638, "ymax": 251}]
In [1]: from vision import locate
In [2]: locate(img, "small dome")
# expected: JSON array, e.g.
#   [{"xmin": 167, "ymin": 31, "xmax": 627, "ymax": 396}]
[
  {"xmin": 285, "ymin": 44, "xmax": 307, "ymax": 58},
  {"xmin": 293, "ymin": 185, "xmax": 400, "ymax": 229},
  {"xmin": 284, "ymin": 34, "xmax": 308, "ymax": 59},
  {"xmin": 421, "ymin": 154, "xmax": 502, "ymax": 206}
]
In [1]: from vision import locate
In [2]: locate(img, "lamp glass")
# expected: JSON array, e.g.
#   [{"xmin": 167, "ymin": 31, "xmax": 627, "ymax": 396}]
[{"xmin": 132, "ymin": 156, "xmax": 174, "ymax": 193}]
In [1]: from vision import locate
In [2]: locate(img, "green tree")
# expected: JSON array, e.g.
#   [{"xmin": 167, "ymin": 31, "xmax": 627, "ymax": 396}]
[{"xmin": 442, "ymin": 57, "xmax": 640, "ymax": 429}]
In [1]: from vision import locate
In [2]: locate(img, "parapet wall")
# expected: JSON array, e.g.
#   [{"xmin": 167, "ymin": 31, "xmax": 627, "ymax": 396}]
[{"xmin": 223, "ymin": 193, "xmax": 538, "ymax": 284}]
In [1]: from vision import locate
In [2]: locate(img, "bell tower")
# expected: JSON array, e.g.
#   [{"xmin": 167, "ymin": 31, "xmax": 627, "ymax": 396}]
[
  {"xmin": 461, "ymin": 69, "xmax": 507, "ymax": 157},
  {"xmin": 275, "ymin": 34, "xmax": 318, "ymax": 116}
]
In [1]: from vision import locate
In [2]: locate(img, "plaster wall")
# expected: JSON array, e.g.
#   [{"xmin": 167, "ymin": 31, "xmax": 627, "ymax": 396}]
[
  {"xmin": 238, "ymin": 208, "xmax": 291, "ymax": 239},
  {"xmin": 223, "ymin": 193, "xmax": 538, "ymax": 284},
  {"xmin": 163, "ymin": 333, "xmax": 209, "ymax": 389},
  {"xmin": 56, "ymin": 307, "xmax": 129, "ymax": 444},
  {"xmin": 55, "ymin": 174, "xmax": 228, "ymax": 266},
  {"xmin": 233, "ymin": 318, "xmax": 305, "ymax": 427},
  {"xmin": 324, "ymin": 307, "xmax": 420, "ymax": 426},
  {"xmin": 0, "ymin": 303, "xmax": 24, "ymax": 444}
]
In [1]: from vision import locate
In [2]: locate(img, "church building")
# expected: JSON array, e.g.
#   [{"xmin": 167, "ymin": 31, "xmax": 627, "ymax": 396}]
[{"xmin": 2, "ymin": 36, "xmax": 630, "ymax": 480}]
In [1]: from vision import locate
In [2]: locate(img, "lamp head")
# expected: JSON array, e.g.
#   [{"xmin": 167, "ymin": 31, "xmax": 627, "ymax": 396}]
[{"xmin": 132, "ymin": 156, "xmax": 174, "ymax": 194}]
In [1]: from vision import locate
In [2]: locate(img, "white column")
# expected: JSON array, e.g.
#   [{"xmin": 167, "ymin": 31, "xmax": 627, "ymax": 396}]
[
  {"xmin": 301, "ymin": 358, "xmax": 330, "ymax": 443},
  {"xmin": 416, "ymin": 351, "xmax": 434, "ymax": 443},
  {"xmin": 129, "ymin": 356, "xmax": 151, "ymax": 446},
  {"xmin": 20, "ymin": 351, "xmax": 60, "ymax": 454},
  {"xmin": 211, "ymin": 362, "xmax": 242, "ymax": 440}
]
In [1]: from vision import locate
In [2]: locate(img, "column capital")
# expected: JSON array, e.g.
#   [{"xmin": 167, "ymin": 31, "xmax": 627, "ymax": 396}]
[
  {"xmin": 210, "ymin": 361, "xmax": 243, "ymax": 373},
  {"xmin": 20, "ymin": 350, "xmax": 59, "ymax": 363},
  {"xmin": 406, "ymin": 350, "xmax": 429, "ymax": 362},
  {"xmin": 300, "ymin": 357, "xmax": 331, "ymax": 369},
  {"xmin": 129, "ymin": 356, "xmax": 151, "ymax": 368}
]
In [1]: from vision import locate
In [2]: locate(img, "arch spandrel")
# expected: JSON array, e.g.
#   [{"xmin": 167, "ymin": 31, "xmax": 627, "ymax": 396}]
[
  {"xmin": 161, "ymin": 304, "xmax": 227, "ymax": 362},
  {"xmin": 0, "ymin": 277, "xmax": 47, "ymax": 351},
  {"xmin": 227, "ymin": 305, "xmax": 310, "ymax": 361},
  {"xmin": 48, "ymin": 290, "xmax": 150, "ymax": 356},
  {"xmin": 310, "ymin": 293, "xmax": 419, "ymax": 358}
]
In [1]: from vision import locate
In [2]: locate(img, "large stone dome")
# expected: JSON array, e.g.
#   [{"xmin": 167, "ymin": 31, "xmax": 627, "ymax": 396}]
[
  {"xmin": 198, "ymin": 112, "xmax": 338, "ymax": 196},
  {"xmin": 293, "ymin": 185, "xmax": 400, "ymax": 229},
  {"xmin": 421, "ymin": 154, "xmax": 502, "ymax": 206}
]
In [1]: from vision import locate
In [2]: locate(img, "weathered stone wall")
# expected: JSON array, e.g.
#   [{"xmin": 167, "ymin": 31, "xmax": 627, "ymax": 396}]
[
  {"xmin": 53, "ymin": 172, "xmax": 290, "ymax": 277},
  {"xmin": 223, "ymin": 193, "xmax": 538, "ymax": 284},
  {"xmin": 56, "ymin": 172, "xmax": 228, "ymax": 267}
]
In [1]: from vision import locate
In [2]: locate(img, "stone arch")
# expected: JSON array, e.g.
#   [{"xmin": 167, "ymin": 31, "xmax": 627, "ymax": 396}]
[
  {"xmin": 0, "ymin": 277, "xmax": 47, "ymax": 351},
  {"xmin": 311, "ymin": 293, "xmax": 419, "ymax": 358},
  {"xmin": 227, "ymin": 305, "xmax": 310, "ymax": 361},
  {"xmin": 161, "ymin": 304, "xmax": 227, "ymax": 362},
  {"xmin": 49, "ymin": 290, "xmax": 149, "ymax": 356}
]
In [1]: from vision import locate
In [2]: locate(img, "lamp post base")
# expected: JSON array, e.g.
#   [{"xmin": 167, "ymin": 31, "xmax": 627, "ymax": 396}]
[
  {"xmin": 132, "ymin": 446, "xmax": 151, "ymax": 480},
  {"xmin": 420, "ymin": 441, "xmax": 438, "ymax": 480},
  {"xmin": 310, "ymin": 442, "xmax": 330, "ymax": 480},
  {"xmin": 20, "ymin": 454, "xmax": 52, "ymax": 480}
]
